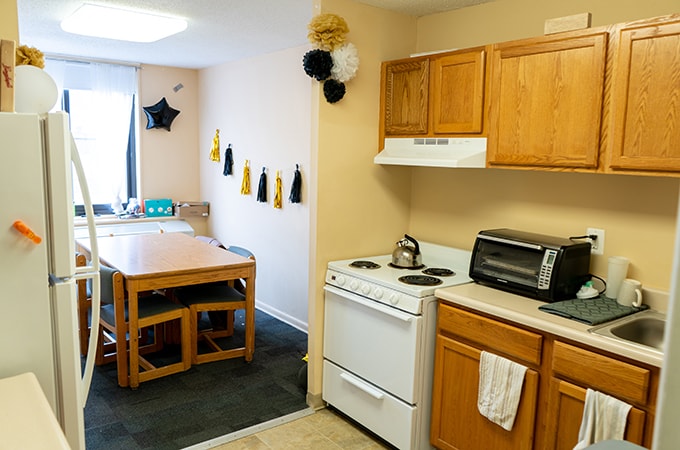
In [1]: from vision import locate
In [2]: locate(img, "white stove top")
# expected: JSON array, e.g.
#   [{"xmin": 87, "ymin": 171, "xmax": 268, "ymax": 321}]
[{"xmin": 325, "ymin": 242, "xmax": 473, "ymax": 314}]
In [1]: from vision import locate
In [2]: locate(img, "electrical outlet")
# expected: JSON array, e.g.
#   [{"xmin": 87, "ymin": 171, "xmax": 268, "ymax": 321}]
[{"xmin": 586, "ymin": 227, "xmax": 605, "ymax": 255}]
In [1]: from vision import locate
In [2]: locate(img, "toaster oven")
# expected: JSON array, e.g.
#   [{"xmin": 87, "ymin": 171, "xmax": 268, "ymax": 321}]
[{"xmin": 469, "ymin": 228, "xmax": 591, "ymax": 302}]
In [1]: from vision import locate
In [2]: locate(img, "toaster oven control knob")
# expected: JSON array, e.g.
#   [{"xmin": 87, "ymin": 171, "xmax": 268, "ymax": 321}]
[
  {"xmin": 389, "ymin": 293, "xmax": 399, "ymax": 305},
  {"xmin": 350, "ymin": 279, "xmax": 359, "ymax": 291},
  {"xmin": 361, "ymin": 284, "xmax": 371, "ymax": 295},
  {"xmin": 374, "ymin": 288, "xmax": 384, "ymax": 299}
]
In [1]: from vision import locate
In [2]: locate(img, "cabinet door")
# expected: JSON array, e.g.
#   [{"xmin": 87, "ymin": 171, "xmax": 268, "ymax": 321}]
[
  {"xmin": 487, "ymin": 31, "xmax": 608, "ymax": 168},
  {"xmin": 543, "ymin": 378, "xmax": 646, "ymax": 450},
  {"xmin": 382, "ymin": 58, "xmax": 429, "ymax": 135},
  {"xmin": 430, "ymin": 336, "xmax": 538, "ymax": 450},
  {"xmin": 609, "ymin": 19, "xmax": 680, "ymax": 172},
  {"xmin": 431, "ymin": 49, "xmax": 487, "ymax": 134}
]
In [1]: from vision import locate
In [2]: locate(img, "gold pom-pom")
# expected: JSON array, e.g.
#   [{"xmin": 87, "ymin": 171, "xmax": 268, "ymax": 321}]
[
  {"xmin": 15, "ymin": 45, "xmax": 45, "ymax": 68},
  {"xmin": 307, "ymin": 14, "xmax": 349, "ymax": 52}
]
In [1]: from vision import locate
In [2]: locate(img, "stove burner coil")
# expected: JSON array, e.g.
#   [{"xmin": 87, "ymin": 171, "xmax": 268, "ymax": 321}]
[
  {"xmin": 349, "ymin": 260, "xmax": 381, "ymax": 269},
  {"xmin": 422, "ymin": 267, "xmax": 455, "ymax": 277},
  {"xmin": 398, "ymin": 275, "xmax": 442, "ymax": 286}
]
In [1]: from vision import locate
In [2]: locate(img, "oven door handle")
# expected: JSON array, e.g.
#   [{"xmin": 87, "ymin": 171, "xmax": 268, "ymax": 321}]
[
  {"xmin": 340, "ymin": 372, "xmax": 385, "ymax": 400},
  {"xmin": 324, "ymin": 285, "xmax": 414, "ymax": 323}
]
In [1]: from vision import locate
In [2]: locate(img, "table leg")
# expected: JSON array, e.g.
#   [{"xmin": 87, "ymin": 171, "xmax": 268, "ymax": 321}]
[
  {"xmin": 128, "ymin": 285, "xmax": 140, "ymax": 388},
  {"xmin": 245, "ymin": 269, "xmax": 256, "ymax": 361},
  {"xmin": 114, "ymin": 286, "xmax": 128, "ymax": 387}
]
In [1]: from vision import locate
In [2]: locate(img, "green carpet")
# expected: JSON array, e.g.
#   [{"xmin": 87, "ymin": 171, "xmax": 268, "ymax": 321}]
[{"xmin": 83, "ymin": 309, "xmax": 308, "ymax": 449}]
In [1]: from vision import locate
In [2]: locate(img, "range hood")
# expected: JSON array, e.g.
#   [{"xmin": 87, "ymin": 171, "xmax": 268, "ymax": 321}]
[{"xmin": 374, "ymin": 137, "xmax": 487, "ymax": 168}]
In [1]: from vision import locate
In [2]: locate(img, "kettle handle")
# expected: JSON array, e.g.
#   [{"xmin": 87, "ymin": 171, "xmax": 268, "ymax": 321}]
[{"xmin": 404, "ymin": 234, "xmax": 420, "ymax": 255}]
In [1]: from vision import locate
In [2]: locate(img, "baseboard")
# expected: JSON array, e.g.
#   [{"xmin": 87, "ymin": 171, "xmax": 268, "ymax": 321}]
[
  {"xmin": 256, "ymin": 301, "xmax": 308, "ymax": 333},
  {"xmin": 306, "ymin": 391, "xmax": 325, "ymax": 410}
]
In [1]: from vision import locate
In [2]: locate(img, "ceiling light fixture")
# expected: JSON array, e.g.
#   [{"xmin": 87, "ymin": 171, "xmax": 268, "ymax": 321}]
[{"xmin": 60, "ymin": 3, "xmax": 187, "ymax": 43}]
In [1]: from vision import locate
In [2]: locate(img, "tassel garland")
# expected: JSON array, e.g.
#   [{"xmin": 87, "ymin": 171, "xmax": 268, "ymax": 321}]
[
  {"xmin": 240, "ymin": 160, "xmax": 250, "ymax": 195},
  {"xmin": 274, "ymin": 170, "xmax": 283, "ymax": 209},
  {"xmin": 223, "ymin": 144, "xmax": 233, "ymax": 176},
  {"xmin": 210, "ymin": 129, "xmax": 221, "ymax": 162},
  {"xmin": 289, "ymin": 164, "xmax": 302, "ymax": 203},
  {"xmin": 257, "ymin": 167, "xmax": 267, "ymax": 203}
]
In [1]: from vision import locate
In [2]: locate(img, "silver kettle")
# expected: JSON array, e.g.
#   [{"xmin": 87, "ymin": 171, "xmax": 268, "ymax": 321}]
[{"xmin": 392, "ymin": 234, "xmax": 423, "ymax": 268}]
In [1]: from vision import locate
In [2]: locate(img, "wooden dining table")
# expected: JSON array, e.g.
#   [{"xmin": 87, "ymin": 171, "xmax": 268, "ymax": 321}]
[{"xmin": 76, "ymin": 232, "xmax": 256, "ymax": 388}]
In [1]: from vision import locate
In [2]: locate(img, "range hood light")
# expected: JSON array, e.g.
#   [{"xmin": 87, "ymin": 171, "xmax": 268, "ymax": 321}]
[{"xmin": 61, "ymin": 3, "xmax": 188, "ymax": 43}]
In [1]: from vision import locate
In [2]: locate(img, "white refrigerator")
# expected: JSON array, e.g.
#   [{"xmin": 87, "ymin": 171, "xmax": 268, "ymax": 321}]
[{"xmin": 0, "ymin": 111, "xmax": 100, "ymax": 449}]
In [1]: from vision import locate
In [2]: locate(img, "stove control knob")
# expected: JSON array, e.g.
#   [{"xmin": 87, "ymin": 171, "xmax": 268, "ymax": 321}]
[
  {"xmin": 374, "ymin": 288, "xmax": 384, "ymax": 299},
  {"xmin": 350, "ymin": 279, "xmax": 359, "ymax": 291},
  {"xmin": 361, "ymin": 283, "xmax": 371, "ymax": 295},
  {"xmin": 389, "ymin": 293, "xmax": 400, "ymax": 305},
  {"xmin": 335, "ymin": 275, "xmax": 346, "ymax": 286}
]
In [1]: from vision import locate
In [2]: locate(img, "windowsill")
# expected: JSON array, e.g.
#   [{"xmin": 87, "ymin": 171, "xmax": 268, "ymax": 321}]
[{"xmin": 74, "ymin": 214, "xmax": 182, "ymax": 227}]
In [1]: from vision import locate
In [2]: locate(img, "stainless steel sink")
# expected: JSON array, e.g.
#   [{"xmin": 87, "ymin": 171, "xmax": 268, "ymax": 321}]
[{"xmin": 589, "ymin": 310, "xmax": 666, "ymax": 353}]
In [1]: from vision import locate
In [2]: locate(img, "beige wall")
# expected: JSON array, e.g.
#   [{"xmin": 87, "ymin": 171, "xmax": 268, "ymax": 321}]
[
  {"xmin": 138, "ymin": 65, "xmax": 206, "ymax": 235},
  {"xmin": 197, "ymin": 46, "xmax": 313, "ymax": 329},
  {"xmin": 0, "ymin": 0, "xmax": 18, "ymax": 42},
  {"xmin": 309, "ymin": 0, "xmax": 418, "ymax": 403}
]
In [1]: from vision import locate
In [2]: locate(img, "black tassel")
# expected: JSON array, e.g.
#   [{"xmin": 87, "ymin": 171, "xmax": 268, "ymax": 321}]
[
  {"xmin": 257, "ymin": 167, "xmax": 267, "ymax": 202},
  {"xmin": 222, "ymin": 144, "xmax": 233, "ymax": 176},
  {"xmin": 289, "ymin": 164, "xmax": 302, "ymax": 203}
]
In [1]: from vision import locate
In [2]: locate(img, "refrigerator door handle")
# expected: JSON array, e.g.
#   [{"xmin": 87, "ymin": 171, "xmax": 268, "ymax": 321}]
[{"xmin": 70, "ymin": 135, "xmax": 101, "ymax": 405}]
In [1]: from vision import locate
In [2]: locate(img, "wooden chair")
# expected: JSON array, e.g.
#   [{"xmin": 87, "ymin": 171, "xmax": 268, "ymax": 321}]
[
  {"xmin": 174, "ymin": 245, "xmax": 255, "ymax": 365},
  {"xmin": 76, "ymin": 253, "xmax": 90, "ymax": 357},
  {"xmin": 95, "ymin": 265, "xmax": 191, "ymax": 387}
]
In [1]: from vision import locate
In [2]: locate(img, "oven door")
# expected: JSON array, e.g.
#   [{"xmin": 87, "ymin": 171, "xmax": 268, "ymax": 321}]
[{"xmin": 323, "ymin": 284, "xmax": 422, "ymax": 403}]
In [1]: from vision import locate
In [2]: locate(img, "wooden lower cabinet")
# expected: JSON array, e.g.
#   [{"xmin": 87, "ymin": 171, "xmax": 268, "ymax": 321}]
[
  {"xmin": 543, "ymin": 378, "xmax": 646, "ymax": 450},
  {"xmin": 431, "ymin": 302, "xmax": 658, "ymax": 450},
  {"xmin": 430, "ymin": 335, "xmax": 539, "ymax": 450}
]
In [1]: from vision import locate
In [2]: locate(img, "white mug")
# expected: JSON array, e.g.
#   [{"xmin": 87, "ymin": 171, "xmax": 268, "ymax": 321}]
[{"xmin": 617, "ymin": 278, "xmax": 643, "ymax": 308}]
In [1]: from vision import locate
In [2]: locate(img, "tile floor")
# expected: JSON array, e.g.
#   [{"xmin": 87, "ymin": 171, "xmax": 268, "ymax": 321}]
[{"xmin": 208, "ymin": 408, "xmax": 394, "ymax": 450}]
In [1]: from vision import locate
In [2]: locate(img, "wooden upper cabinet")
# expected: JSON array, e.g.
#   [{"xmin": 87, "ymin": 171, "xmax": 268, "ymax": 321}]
[
  {"xmin": 608, "ymin": 17, "xmax": 680, "ymax": 173},
  {"xmin": 487, "ymin": 30, "xmax": 608, "ymax": 168},
  {"xmin": 431, "ymin": 48, "xmax": 487, "ymax": 134},
  {"xmin": 382, "ymin": 58, "xmax": 430, "ymax": 135}
]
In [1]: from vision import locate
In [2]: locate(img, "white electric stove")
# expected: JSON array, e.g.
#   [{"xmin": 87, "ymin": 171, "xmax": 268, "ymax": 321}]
[{"xmin": 323, "ymin": 241, "xmax": 473, "ymax": 450}]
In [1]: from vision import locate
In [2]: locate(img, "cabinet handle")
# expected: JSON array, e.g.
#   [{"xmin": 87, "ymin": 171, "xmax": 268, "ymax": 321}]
[{"xmin": 340, "ymin": 372, "xmax": 385, "ymax": 400}]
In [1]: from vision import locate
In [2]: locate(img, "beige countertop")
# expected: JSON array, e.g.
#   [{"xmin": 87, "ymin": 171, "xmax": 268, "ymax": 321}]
[
  {"xmin": 0, "ymin": 372, "xmax": 70, "ymax": 449},
  {"xmin": 435, "ymin": 283, "xmax": 666, "ymax": 368}
]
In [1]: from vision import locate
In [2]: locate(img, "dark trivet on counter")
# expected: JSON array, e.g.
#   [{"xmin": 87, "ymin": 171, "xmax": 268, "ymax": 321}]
[{"xmin": 538, "ymin": 295, "xmax": 648, "ymax": 325}]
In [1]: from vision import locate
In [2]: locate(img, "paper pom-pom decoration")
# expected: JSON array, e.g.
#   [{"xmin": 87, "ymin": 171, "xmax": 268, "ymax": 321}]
[
  {"xmin": 331, "ymin": 43, "xmax": 359, "ymax": 83},
  {"xmin": 303, "ymin": 49, "xmax": 333, "ymax": 81},
  {"xmin": 15, "ymin": 44, "xmax": 45, "ymax": 68},
  {"xmin": 323, "ymin": 79, "xmax": 346, "ymax": 104},
  {"xmin": 307, "ymin": 14, "xmax": 349, "ymax": 51}
]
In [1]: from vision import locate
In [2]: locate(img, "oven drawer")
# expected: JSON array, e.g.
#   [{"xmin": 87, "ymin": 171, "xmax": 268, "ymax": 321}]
[
  {"xmin": 323, "ymin": 360, "xmax": 416, "ymax": 450},
  {"xmin": 323, "ymin": 285, "xmax": 422, "ymax": 403}
]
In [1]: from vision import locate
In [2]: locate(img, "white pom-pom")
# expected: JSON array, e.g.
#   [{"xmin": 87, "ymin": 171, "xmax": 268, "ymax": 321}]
[{"xmin": 331, "ymin": 43, "xmax": 359, "ymax": 83}]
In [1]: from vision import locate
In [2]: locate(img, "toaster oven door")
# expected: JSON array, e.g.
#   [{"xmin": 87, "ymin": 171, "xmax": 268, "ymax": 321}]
[{"xmin": 471, "ymin": 238, "xmax": 546, "ymax": 288}]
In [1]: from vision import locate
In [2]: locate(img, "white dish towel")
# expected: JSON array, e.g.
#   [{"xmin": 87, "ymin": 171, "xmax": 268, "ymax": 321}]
[
  {"xmin": 477, "ymin": 351, "xmax": 528, "ymax": 431},
  {"xmin": 573, "ymin": 388, "xmax": 632, "ymax": 450}
]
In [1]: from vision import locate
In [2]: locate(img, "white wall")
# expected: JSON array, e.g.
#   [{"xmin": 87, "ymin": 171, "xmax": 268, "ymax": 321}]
[{"xmin": 198, "ymin": 46, "xmax": 313, "ymax": 330}]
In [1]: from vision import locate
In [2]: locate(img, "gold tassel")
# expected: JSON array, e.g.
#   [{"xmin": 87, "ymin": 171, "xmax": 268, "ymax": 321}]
[
  {"xmin": 274, "ymin": 170, "xmax": 283, "ymax": 209},
  {"xmin": 240, "ymin": 160, "xmax": 250, "ymax": 195},
  {"xmin": 210, "ymin": 129, "xmax": 220, "ymax": 162}
]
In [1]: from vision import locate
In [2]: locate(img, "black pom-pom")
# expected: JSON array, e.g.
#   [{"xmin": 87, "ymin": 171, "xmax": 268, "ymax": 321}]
[
  {"xmin": 303, "ymin": 49, "xmax": 333, "ymax": 81},
  {"xmin": 323, "ymin": 79, "xmax": 346, "ymax": 103}
]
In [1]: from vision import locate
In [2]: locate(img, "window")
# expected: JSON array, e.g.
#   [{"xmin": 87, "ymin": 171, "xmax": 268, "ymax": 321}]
[{"xmin": 44, "ymin": 59, "xmax": 138, "ymax": 215}]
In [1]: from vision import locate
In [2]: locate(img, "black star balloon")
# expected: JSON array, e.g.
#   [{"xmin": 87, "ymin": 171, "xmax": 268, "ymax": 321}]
[{"xmin": 143, "ymin": 97, "xmax": 180, "ymax": 131}]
